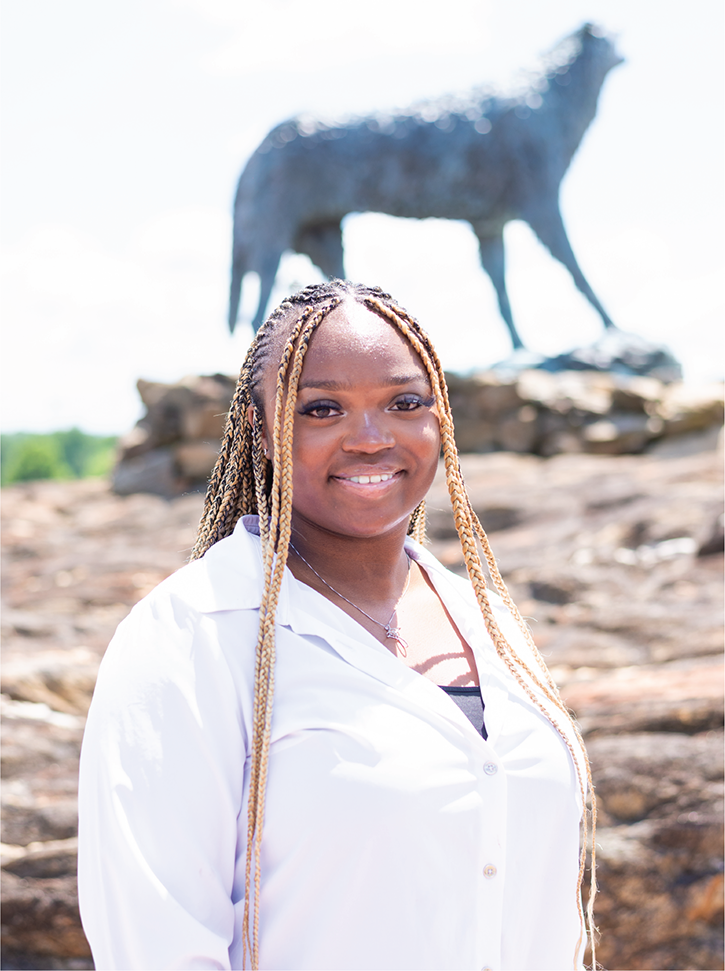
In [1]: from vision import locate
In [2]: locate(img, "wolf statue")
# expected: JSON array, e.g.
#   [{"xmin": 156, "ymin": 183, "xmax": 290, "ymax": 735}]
[{"xmin": 229, "ymin": 24, "xmax": 623, "ymax": 350}]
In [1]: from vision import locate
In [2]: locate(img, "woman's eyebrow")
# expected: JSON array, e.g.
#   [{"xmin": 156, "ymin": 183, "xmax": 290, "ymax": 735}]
[{"xmin": 299, "ymin": 373, "xmax": 429, "ymax": 391}]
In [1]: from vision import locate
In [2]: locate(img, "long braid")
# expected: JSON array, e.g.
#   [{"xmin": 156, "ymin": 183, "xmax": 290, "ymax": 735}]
[
  {"xmin": 191, "ymin": 279, "xmax": 597, "ymax": 970},
  {"xmin": 251, "ymin": 409, "xmax": 270, "ymax": 545},
  {"xmin": 364, "ymin": 295, "xmax": 597, "ymax": 969},
  {"xmin": 244, "ymin": 301, "xmax": 340, "ymax": 968},
  {"xmin": 190, "ymin": 359, "xmax": 255, "ymax": 558}
]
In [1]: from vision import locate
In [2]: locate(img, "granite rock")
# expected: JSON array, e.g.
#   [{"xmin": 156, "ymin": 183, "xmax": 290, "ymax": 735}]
[{"xmin": 2, "ymin": 444, "xmax": 722, "ymax": 969}]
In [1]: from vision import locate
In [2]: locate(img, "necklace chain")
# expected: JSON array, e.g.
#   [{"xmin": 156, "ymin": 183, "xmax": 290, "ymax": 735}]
[{"xmin": 288, "ymin": 542, "xmax": 411, "ymax": 656}]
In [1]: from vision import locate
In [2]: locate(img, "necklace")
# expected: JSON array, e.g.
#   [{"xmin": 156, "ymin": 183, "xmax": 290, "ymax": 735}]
[{"xmin": 288, "ymin": 542, "xmax": 412, "ymax": 656}]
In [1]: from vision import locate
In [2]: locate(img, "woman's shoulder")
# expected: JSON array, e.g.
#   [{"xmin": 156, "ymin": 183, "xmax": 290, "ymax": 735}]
[
  {"xmin": 102, "ymin": 521, "xmax": 264, "ymax": 675},
  {"xmin": 135, "ymin": 517, "xmax": 265, "ymax": 619},
  {"xmin": 97, "ymin": 523, "xmax": 265, "ymax": 699}
]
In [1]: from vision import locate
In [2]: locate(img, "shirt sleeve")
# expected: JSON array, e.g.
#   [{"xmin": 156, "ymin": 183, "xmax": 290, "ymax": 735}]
[{"xmin": 78, "ymin": 587, "xmax": 251, "ymax": 971}]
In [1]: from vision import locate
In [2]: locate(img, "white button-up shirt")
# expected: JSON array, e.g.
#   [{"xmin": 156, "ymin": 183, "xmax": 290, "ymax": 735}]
[{"xmin": 78, "ymin": 517, "xmax": 586, "ymax": 971}]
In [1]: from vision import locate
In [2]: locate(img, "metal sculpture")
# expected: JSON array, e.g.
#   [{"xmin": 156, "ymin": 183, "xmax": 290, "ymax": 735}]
[{"xmin": 229, "ymin": 24, "xmax": 623, "ymax": 348}]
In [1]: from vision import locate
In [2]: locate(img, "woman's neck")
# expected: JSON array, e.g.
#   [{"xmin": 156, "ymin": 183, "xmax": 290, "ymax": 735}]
[{"xmin": 287, "ymin": 515, "xmax": 411, "ymax": 603}]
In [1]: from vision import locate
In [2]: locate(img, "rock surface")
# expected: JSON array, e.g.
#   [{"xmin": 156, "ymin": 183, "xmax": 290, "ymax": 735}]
[{"xmin": 2, "ymin": 445, "xmax": 723, "ymax": 970}]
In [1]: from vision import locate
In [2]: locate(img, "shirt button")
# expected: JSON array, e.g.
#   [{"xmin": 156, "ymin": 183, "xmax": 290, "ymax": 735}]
[
  {"xmin": 483, "ymin": 864, "xmax": 497, "ymax": 879},
  {"xmin": 483, "ymin": 762, "xmax": 498, "ymax": 775}
]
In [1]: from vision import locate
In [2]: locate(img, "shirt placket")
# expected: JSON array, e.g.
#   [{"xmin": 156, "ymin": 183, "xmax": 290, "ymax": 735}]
[{"xmin": 473, "ymin": 735, "xmax": 506, "ymax": 971}]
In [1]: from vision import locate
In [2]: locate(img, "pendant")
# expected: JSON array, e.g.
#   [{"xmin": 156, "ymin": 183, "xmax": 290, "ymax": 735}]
[{"xmin": 384, "ymin": 625, "xmax": 408, "ymax": 657}]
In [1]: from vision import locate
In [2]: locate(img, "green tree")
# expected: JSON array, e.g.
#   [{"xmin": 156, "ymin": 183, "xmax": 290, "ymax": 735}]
[
  {"xmin": 1, "ymin": 430, "xmax": 118, "ymax": 485},
  {"xmin": 58, "ymin": 427, "xmax": 88, "ymax": 477},
  {"xmin": 3, "ymin": 436, "xmax": 71, "ymax": 483}
]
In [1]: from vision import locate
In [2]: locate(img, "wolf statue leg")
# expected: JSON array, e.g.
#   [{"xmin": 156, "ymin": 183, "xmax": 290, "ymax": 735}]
[
  {"xmin": 295, "ymin": 222, "xmax": 345, "ymax": 281},
  {"xmin": 472, "ymin": 225, "xmax": 525, "ymax": 351},
  {"xmin": 525, "ymin": 202, "xmax": 616, "ymax": 331},
  {"xmin": 251, "ymin": 250, "xmax": 284, "ymax": 333}
]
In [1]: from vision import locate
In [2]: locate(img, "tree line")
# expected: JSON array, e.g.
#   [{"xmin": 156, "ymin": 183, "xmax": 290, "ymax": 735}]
[{"xmin": 1, "ymin": 429, "xmax": 118, "ymax": 486}]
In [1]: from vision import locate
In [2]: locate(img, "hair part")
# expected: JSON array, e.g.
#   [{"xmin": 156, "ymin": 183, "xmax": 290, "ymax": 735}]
[{"xmin": 191, "ymin": 280, "xmax": 597, "ymax": 970}]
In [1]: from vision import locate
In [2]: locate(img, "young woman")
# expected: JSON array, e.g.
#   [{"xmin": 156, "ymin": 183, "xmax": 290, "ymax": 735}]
[{"xmin": 78, "ymin": 281, "xmax": 596, "ymax": 971}]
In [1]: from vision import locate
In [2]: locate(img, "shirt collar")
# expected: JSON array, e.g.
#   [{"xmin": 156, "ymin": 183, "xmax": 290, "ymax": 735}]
[
  {"xmin": 182, "ymin": 514, "xmax": 448, "ymax": 615},
  {"xmin": 167, "ymin": 515, "xmax": 277, "ymax": 616}
]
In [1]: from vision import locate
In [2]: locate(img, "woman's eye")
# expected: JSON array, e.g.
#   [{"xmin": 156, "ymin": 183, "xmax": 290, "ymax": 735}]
[
  {"xmin": 392, "ymin": 395, "xmax": 433, "ymax": 411},
  {"xmin": 300, "ymin": 401, "xmax": 340, "ymax": 419}
]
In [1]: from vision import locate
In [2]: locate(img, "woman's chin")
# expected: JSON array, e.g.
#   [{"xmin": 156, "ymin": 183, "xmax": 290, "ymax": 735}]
[{"xmin": 291, "ymin": 510, "xmax": 414, "ymax": 543}]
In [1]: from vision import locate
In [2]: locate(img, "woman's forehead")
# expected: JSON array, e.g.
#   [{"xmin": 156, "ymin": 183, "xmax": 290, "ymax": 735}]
[
  {"xmin": 264, "ymin": 299, "xmax": 428, "ymax": 382},
  {"xmin": 311, "ymin": 301, "xmax": 415, "ymax": 353},
  {"xmin": 306, "ymin": 310, "xmax": 429, "ymax": 384}
]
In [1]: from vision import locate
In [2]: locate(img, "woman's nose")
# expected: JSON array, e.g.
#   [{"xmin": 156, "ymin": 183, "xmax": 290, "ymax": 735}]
[{"xmin": 341, "ymin": 412, "xmax": 395, "ymax": 452}]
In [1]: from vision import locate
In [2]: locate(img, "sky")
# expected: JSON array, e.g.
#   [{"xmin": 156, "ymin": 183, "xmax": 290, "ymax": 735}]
[{"xmin": 1, "ymin": 0, "xmax": 723, "ymax": 435}]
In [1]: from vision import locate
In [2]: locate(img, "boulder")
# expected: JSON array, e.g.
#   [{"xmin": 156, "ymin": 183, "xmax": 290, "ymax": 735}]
[
  {"xmin": 113, "ymin": 374, "xmax": 235, "ymax": 497},
  {"xmin": 111, "ymin": 447, "xmax": 177, "ymax": 497}
]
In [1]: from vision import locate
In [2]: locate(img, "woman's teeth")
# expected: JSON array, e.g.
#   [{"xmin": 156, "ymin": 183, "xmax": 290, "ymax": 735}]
[{"xmin": 347, "ymin": 473, "xmax": 394, "ymax": 484}]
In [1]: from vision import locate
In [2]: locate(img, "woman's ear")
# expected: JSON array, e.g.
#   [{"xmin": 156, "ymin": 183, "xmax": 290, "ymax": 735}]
[{"xmin": 247, "ymin": 405, "xmax": 271, "ymax": 459}]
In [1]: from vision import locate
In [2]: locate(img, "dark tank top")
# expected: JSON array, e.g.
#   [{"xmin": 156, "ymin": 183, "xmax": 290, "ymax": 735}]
[{"xmin": 439, "ymin": 685, "xmax": 487, "ymax": 740}]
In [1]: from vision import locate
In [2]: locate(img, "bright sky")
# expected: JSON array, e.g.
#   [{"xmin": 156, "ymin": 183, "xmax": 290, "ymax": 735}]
[{"xmin": 1, "ymin": 0, "xmax": 723, "ymax": 434}]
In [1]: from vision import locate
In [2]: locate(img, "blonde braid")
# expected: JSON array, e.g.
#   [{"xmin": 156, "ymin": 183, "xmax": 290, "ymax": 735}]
[
  {"xmin": 243, "ymin": 302, "xmax": 341, "ymax": 969},
  {"xmin": 251, "ymin": 409, "xmax": 270, "ymax": 545},
  {"xmin": 190, "ymin": 289, "xmax": 316, "ymax": 560},
  {"xmin": 364, "ymin": 296, "xmax": 597, "ymax": 969},
  {"xmin": 367, "ymin": 298, "xmax": 568, "ymax": 699},
  {"xmin": 191, "ymin": 354, "xmax": 257, "ymax": 559},
  {"xmin": 243, "ymin": 311, "xmax": 304, "ymax": 965},
  {"xmin": 408, "ymin": 500, "xmax": 427, "ymax": 543}
]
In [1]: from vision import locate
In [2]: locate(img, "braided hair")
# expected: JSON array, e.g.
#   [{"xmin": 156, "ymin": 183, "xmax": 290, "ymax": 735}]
[{"xmin": 191, "ymin": 280, "xmax": 597, "ymax": 970}]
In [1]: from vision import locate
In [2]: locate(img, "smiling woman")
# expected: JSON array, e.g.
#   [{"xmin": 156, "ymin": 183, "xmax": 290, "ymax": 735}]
[{"xmin": 78, "ymin": 281, "xmax": 596, "ymax": 971}]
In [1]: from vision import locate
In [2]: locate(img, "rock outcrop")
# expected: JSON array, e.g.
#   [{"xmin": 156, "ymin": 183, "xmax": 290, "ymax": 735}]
[
  {"xmin": 2, "ymin": 444, "xmax": 722, "ymax": 969},
  {"xmin": 112, "ymin": 374, "xmax": 236, "ymax": 497},
  {"xmin": 111, "ymin": 370, "xmax": 724, "ymax": 497}
]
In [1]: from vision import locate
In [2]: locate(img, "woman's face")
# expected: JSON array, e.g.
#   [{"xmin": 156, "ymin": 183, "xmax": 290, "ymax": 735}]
[{"xmin": 257, "ymin": 300, "xmax": 441, "ymax": 541}]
